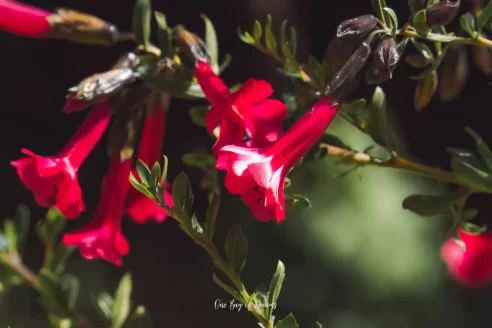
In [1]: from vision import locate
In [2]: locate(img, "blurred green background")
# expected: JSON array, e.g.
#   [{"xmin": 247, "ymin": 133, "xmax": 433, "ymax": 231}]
[{"xmin": 2, "ymin": 0, "xmax": 492, "ymax": 327}]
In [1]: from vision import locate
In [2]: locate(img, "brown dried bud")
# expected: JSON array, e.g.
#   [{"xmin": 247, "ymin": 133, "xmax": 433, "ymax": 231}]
[
  {"xmin": 172, "ymin": 25, "xmax": 210, "ymax": 65},
  {"xmin": 438, "ymin": 46, "xmax": 468, "ymax": 102},
  {"xmin": 365, "ymin": 36, "xmax": 400, "ymax": 85},
  {"xmin": 324, "ymin": 41, "xmax": 372, "ymax": 102},
  {"xmin": 336, "ymin": 14, "xmax": 378, "ymax": 39},
  {"xmin": 46, "ymin": 8, "xmax": 119, "ymax": 45},
  {"xmin": 425, "ymin": 1, "xmax": 460, "ymax": 27},
  {"xmin": 63, "ymin": 68, "xmax": 137, "ymax": 113},
  {"xmin": 111, "ymin": 52, "xmax": 140, "ymax": 70},
  {"xmin": 414, "ymin": 71, "xmax": 438, "ymax": 111},
  {"xmin": 472, "ymin": 44, "xmax": 492, "ymax": 74}
]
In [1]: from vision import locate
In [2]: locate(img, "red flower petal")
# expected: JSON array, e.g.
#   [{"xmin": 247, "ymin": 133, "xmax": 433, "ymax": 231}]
[
  {"xmin": 234, "ymin": 79, "xmax": 273, "ymax": 103},
  {"xmin": 0, "ymin": 0, "xmax": 52, "ymax": 37}
]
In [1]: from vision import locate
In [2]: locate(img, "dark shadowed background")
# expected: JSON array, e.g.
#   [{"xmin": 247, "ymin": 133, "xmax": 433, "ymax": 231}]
[{"xmin": 1, "ymin": 0, "xmax": 492, "ymax": 327}]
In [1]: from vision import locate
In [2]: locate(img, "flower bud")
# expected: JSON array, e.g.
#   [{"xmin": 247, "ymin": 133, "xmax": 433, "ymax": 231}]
[
  {"xmin": 324, "ymin": 41, "xmax": 371, "ymax": 102},
  {"xmin": 438, "ymin": 45, "xmax": 468, "ymax": 102},
  {"xmin": 46, "ymin": 8, "xmax": 120, "ymax": 45},
  {"xmin": 364, "ymin": 36, "xmax": 400, "ymax": 85},
  {"xmin": 425, "ymin": 0, "xmax": 460, "ymax": 27},
  {"xmin": 172, "ymin": 25, "xmax": 210, "ymax": 65},
  {"xmin": 414, "ymin": 70, "xmax": 438, "ymax": 111},
  {"xmin": 336, "ymin": 14, "xmax": 378, "ymax": 39}
]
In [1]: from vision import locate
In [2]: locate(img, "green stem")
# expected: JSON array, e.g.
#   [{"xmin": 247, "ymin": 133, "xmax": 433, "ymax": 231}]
[{"xmin": 377, "ymin": 0, "xmax": 387, "ymax": 26}]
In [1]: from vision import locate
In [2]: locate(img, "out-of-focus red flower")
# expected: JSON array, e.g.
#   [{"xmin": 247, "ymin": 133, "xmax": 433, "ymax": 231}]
[
  {"xmin": 0, "ymin": 0, "xmax": 52, "ymax": 37},
  {"xmin": 216, "ymin": 97, "xmax": 338, "ymax": 223},
  {"xmin": 193, "ymin": 61, "xmax": 287, "ymax": 155},
  {"xmin": 11, "ymin": 103, "xmax": 111, "ymax": 219},
  {"xmin": 63, "ymin": 152, "xmax": 131, "ymax": 266},
  {"xmin": 441, "ymin": 228, "xmax": 492, "ymax": 288},
  {"xmin": 126, "ymin": 107, "xmax": 174, "ymax": 223}
]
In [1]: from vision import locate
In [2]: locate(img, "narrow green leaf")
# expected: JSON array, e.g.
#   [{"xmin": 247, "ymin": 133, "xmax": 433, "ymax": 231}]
[
  {"xmin": 451, "ymin": 156, "xmax": 492, "ymax": 193},
  {"xmin": 212, "ymin": 273, "xmax": 242, "ymax": 300},
  {"xmin": 205, "ymin": 193, "xmax": 220, "ymax": 241},
  {"xmin": 92, "ymin": 292, "xmax": 114, "ymax": 321},
  {"xmin": 218, "ymin": 54, "xmax": 232, "ymax": 74},
  {"xmin": 172, "ymin": 172, "xmax": 194, "ymax": 218},
  {"xmin": 464, "ymin": 126, "xmax": 492, "ymax": 172},
  {"xmin": 290, "ymin": 26, "xmax": 297, "ymax": 57},
  {"xmin": 225, "ymin": 225, "xmax": 248, "ymax": 274},
  {"xmin": 149, "ymin": 162, "xmax": 161, "ymax": 193},
  {"xmin": 264, "ymin": 15, "xmax": 278, "ymax": 53},
  {"xmin": 460, "ymin": 13, "xmax": 478, "ymax": 38},
  {"xmin": 201, "ymin": 14, "xmax": 219, "ymax": 72},
  {"xmin": 371, "ymin": 0, "xmax": 387, "ymax": 22},
  {"xmin": 154, "ymin": 11, "xmax": 173, "ymax": 58},
  {"xmin": 477, "ymin": 3, "xmax": 492, "ymax": 31},
  {"xmin": 132, "ymin": 0, "xmax": 152, "ymax": 48},
  {"xmin": 285, "ymin": 194, "xmax": 312, "ymax": 210},
  {"xmin": 188, "ymin": 106, "xmax": 209, "ymax": 127},
  {"xmin": 112, "ymin": 273, "xmax": 132, "ymax": 328},
  {"xmin": 127, "ymin": 305, "xmax": 153, "ymax": 328},
  {"xmin": 60, "ymin": 275, "xmax": 79, "ymax": 311},
  {"xmin": 160, "ymin": 155, "xmax": 169, "ymax": 189},
  {"xmin": 367, "ymin": 87, "xmax": 393, "ymax": 150},
  {"xmin": 307, "ymin": 56, "xmax": 325, "ymax": 88},
  {"xmin": 14, "ymin": 204, "xmax": 30, "ymax": 254},
  {"xmin": 253, "ymin": 20, "xmax": 263, "ymax": 42},
  {"xmin": 45, "ymin": 245, "xmax": 76, "ymax": 276},
  {"xmin": 402, "ymin": 191, "xmax": 466, "ymax": 216},
  {"xmin": 266, "ymin": 260, "xmax": 286, "ymax": 320},
  {"xmin": 383, "ymin": 7, "xmax": 398, "ymax": 34},
  {"xmin": 0, "ymin": 259, "xmax": 22, "ymax": 292},
  {"xmin": 36, "ymin": 208, "xmax": 67, "ymax": 246},
  {"xmin": 280, "ymin": 20, "xmax": 288, "ymax": 47},
  {"xmin": 410, "ymin": 38, "xmax": 434, "ymax": 60},
  {"xmin": 129, "ymin": 172, "xmax": 156, "ymax": 201},
  {"xmin": 237, "ymin": 27, "xmax": 256, "ymax": 44},
  {"xmin": 136, "ymin": 160, "xmax": 151, "ymax": 186},
  {"xmin": 275, "ymin": 313, "xmax": 299, "ymax": 328},
  {"xmin": 413, "ymin": 9, "xmax": 431, "ymax": 35},
  {"xmin": 4, "ymin": 220, "xmax": 17, "ymax": 255}
]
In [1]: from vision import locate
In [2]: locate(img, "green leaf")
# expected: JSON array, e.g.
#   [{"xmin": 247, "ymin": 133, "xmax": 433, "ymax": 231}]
[
  {"xmin": 129, "ymin": 172, "xmax": 156, "ymax": 202},
  {"xmin": 132, "ymin": 0, "xmax": 152, "ymax": 48},
  {"xmin": 285, "ymin": 194, "xmax": 312, "ymax": 210},
  {"xmin": 188, "ymin": 106, "xmax": 209, "ymax": 127},
  {"xmin": 201, "ymin": 14, "xmax": 219, "ymax": 72},
  {"xmin": 225, "ymin": 225, "xmax": 248, "ymax": 274},
  {"xmin": 460, "ymin": 13, "xmax": 478, "ymax": 38},
  {"xmin": 477, "ymin": 2, "xmax": 492, "ymax": 32},
  {"xmin": 280, "ymin": 20, "xmax": 288, "ymax": 48},
  {"xmin": 367, "ymin": 87, "xmax": 393, "ymax": 150},
  {"xmin": 275, "ymin": 313, "xmax": 299, "ymax": 328},
  {"xmin": 13, "ymin": 204, "xmax": 30, "ymax": 254},
  {"xmin": 264, "ymin": 15, "xmax": 278, "ymax": 53},
  {"xmin": 212, "ymin": 273, "xmax": 242, "ymax": 300},
  {"xmin": 290, "ymin": 26, "xmax": 297, "ymax": 57},
  {"xmin": 237, "ymin": 27, "xmax": 256, "ymax": 44},
  {"xmin": 45, "ymin": 245, "xmax": 76, "ymax": 276},
  {"xmin": 60, "ymin": 275, "xmax": 79, "ymax": 311},
  {"xmin": 36, "ymin": 269, "xmax": 72, "ymax": 317},
  {"xmin": 36, "ymin": 208, "xmax": 67, "ymax": 247},
  {"xmin": 253, "ymin": 20, "xmax": 263, "ymax": 42},
  {"xmin": 149, "ymin": 161, "xmax": 161, "ymax": 194},
  {"xmin": 172, "ymin": 172, "xmax": 194, "ymax": 226},
  {"xmin": 464, "ymin": 126, "xmax": 492, "ymax": 172},
  {"xmin": 136, "ymin": 160, "xmax": 151, "ymax": 186},
  {"xmin": 307, "ymin": 56, "xmax": 325, "ymax": 89},
  {"xmin": 371, "ymin": 0, "xmax": 387, "ymax": 22},
  {"xmin": 191, "ymin": 215, "xmax": 204, "ymax": 234},
  {"xmin": 92, "ymin": 292, "xmax": 114, "ymax": 321},
  {"xmin": 383, "ymin": 7, "xmax": 399, "ymax": 34},
  {"xmin": 461, "ymin": 222, "xmax": 487, "ymax": 234},
  {"xmin": 414, "ymin": 70, "xmax": 438, "ymax": 111},
  {"xmin": 405, "ymin": 54, "xmax": 432, "ymax": 68},
  {"xmin": 205, "ymin": 193, "xmax": 220, "ymax": 241},
  {"xmin": 411, "ymin": 38, "xmax": 434, "ymax": 61},
  {"xmin": 160, "ymin": 155, "xmax": 169, "ymax": 189},
  {"xmin": 127, "ymin": 305, "xmax": 153, "ymax": 328},
  {"xmin": 451, "ymin": 156, "xmax": 492, "ymax": 193},
  {"xmin": 402, "ymin": 191, "xmax": 466, "ymax": 216},
  {"xmin": 154, "ymin": 11, "xmax": 173, "ymax": 58},
  {"xmin": 4, "ymin": 219, "xmax": 17, "ymax": 255},
  {"xmin": 0, "ymin": 260, "xmax": 22, "ymax": 292},
  {"xmin": 266, "ymin": 260, "xmax": 285, "ymax": 320},
  {"xmin": 218, "ymin": 54, "xmax": 232, "ymax": 74},
  {"xmin": 413, "ymin": 9, "xmax": 431, "ymax": 36},
  {"xmin": 181, "ymin": 153, "xmax": 216, "ymax": 169},
  {"xmin": 112, "ymin": 273, "xmax": 132, "ymax": 328}
]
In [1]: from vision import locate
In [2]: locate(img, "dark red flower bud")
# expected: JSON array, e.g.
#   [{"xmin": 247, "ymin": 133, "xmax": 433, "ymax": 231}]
[
  {"xmin": 324, "ymin": 41, "xmax": 372, "ymax": 102},
  {"xmin": 425, "ymin": 0, "xmax": 460, "ymax": 27},
  {"xmin": 438, "ymin": 45, "xmax": 468, "ymax": 101},
  {"xmin": 365, "ymin": 36, "xmax": 400, "ymax": 85},
  {"xmin": 336, "ymin": 14, "xmax": 378, "ymax": 39}
]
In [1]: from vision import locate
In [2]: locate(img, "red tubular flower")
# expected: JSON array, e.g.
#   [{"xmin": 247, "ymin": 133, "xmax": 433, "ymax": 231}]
[
  {"xmin": 126, "ymin": 107, "xmax": 174, "ymax": 223},
  {"xmin": 11, "ymin": 103, "xmax": 111, "ymax": 218},
  {"xmin": 193, "ymin": 61, "xmax": 287, "ymax": 155},
  {"xmin": 216, "ymin": 97, "xmax": 338, "ymax": 223},
  {"xmin": 0, "ymin": 0, "xmax": 52, "ymax": 37},
  {"xmin": 441, "ymin": 229, "xmax": 492, "ymax": 288},
  {"xmin": 63, "ymin": 153, "xmax": 131, "ymax": 266}
]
